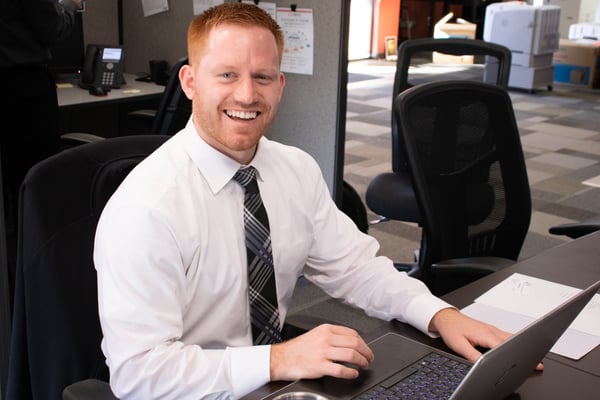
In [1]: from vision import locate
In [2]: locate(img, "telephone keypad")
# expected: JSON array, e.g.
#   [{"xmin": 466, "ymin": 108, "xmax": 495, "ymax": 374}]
[{"xmin": 101, "ymin": 72, "xmax": 115, "ymax": 86}]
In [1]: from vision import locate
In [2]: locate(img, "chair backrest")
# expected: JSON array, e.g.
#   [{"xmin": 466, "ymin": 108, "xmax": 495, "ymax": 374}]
[
  {"xmin": 391, "ymin": 38, "xmax": 512, "ymax": 173},
  {"xmin": 7, "ymin": 135, "xmax": 170, "ymax": 399},
  {"xmin": 394, "ymin": 81, "xmax": 531, "ymax": 279},
  {"xmin": 0, "ymin": 152, "xmax": 11, "ymax": 400},
  {"xmin": 151, "ymin": 58, "xmax": 191, "ymax": 135}
]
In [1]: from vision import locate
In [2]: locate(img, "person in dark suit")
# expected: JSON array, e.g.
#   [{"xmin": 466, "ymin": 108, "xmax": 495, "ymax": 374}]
[{"xmin": 0, "ymin": 0, "xmax": 81, "ymax": 296}]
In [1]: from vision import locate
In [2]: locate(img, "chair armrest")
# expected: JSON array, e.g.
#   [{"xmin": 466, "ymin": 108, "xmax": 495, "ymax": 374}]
[
  {"xmin": 548, "ymin": 220, "xmax": 600, "ymax": 239},
  {"xmin": 431, "ymin": 256, "xmax": 514, "ymax": 277},
  {"xmin": 394, "ymin": 262, "xmax": 420, "ymax": 278},
  {"xmin": 128, "ymin": 109, "xmax": 157, "ymax": 120},
  {"xmin": 60, "ymin": 132, "xmax": 106, "ymax": 151},
  {"xmin": 62, "ymin": 379, "xmax": 118, "ymax": 400},
  {"xmin": 428, "ymin": 257, "xmax": 515, "ymax": 296},
  {"xmin": 127, "ymin": 109, "xmax": 157, "ymax": 134},
  {"xmin": 60, "ymin": 132, "xmax": 106, "ymax": 145}
]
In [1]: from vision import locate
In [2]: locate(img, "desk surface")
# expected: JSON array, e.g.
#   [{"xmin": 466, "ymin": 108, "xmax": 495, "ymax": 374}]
[
  {"xmin": 245, "ymin": 231, "xmax": 600, "ymax": 399},
  {"xmin": 57, "ymin": 73, "xmax": 165, "ymax": 109}
]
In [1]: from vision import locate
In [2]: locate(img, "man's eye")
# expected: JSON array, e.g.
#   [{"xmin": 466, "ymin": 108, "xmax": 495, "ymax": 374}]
[
  {"xmin": 222, "ymin": 72, "xmax": 234, "ymax": 79},
  {"xmin": 256, "ymin": 75, "xmax": 272, "ymax": 82}
]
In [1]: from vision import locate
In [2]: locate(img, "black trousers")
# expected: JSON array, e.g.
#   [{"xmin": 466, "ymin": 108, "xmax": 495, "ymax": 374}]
[{"xmin": 0, "ymin": 65, "xmax": 61, "ymax": 300}]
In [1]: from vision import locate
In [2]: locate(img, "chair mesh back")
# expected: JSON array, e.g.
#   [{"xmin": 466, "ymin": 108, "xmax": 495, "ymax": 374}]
[
  {"xmin": 396, "ymin": 81, "xmax": 531, "ymax": 268},
  {"xmin": 392, "ymin": 38, "xmax": 511, "ymax": 174},
  {"xmin": 151, "ymin": 58, "xmax": 192, "ymax": 135}
]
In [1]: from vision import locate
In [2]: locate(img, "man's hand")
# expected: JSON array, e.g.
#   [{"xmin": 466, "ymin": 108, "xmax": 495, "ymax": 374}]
[
  {"xmin": 429, "ymin": 308, "xmax": 544, "ymax": 371},
  {"xmin": 270, "ymin": 324, "xmax": 375, "ymax": 382}
]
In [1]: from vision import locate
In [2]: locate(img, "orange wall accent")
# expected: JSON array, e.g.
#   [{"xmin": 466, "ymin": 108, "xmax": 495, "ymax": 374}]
[{"xmin": 372, "ymin": 0, "xmax": 401, "ymax": 58}]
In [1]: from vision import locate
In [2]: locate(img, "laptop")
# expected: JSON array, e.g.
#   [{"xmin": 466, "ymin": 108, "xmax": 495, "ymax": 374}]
[{"xmin": 265, "ymin": 279, "xmax": 600, "ymax": 400}]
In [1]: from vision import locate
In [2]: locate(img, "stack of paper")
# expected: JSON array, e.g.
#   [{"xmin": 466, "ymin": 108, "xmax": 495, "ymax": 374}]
[{"xmin": 462, "ymin": 273, "xmax": 600, "ymax": 360}]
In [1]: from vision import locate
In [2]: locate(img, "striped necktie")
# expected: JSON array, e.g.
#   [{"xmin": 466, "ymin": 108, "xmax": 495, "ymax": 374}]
[{"xmin": 233, "ymin": 166, "xmax": 282, "ymax": 345}]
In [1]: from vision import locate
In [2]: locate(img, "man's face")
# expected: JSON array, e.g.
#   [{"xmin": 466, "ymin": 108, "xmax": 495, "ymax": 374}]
[{"xmin": 179, "ymin": 24, "xmax": 285, "ymax": 164}]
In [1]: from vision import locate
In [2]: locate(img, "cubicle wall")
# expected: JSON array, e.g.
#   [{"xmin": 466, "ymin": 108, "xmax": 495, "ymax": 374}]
[{"xmin": 83, "ymin": 0, "xmax": 350, "ymax": 203}]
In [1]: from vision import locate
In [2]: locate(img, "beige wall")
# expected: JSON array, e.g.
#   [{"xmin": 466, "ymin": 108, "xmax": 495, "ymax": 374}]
[
  {"xmin": 81, "ymin": 1, "xmax": 190, "ymax": 75},
  {"xmin": 120, "ymin": 1, "xmax": 191, "ymax": 74},
  {"xmin": 81, "ymin": 1, "xmax": 119, "ymax": 51}
]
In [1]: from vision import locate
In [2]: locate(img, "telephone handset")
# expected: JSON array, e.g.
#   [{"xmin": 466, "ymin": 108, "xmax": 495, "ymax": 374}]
[{"xmin": 79, "ymin": 44, "xmax": 124, "ymax": 89}]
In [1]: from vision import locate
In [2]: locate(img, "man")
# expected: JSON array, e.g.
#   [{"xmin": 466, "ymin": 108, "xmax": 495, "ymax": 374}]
[
  {"xmin": 0, "ymin": 0, "xmax": 81, "ymax": 296},
  {"xmin": 94, "ymin": 3, "xmax": 514, "ymax": 399}
]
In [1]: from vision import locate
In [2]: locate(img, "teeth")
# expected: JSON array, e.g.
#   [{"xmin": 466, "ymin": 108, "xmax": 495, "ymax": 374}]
[{"xmin": 226, "ymin": 110, "xmax": 257, "ymax": 120}]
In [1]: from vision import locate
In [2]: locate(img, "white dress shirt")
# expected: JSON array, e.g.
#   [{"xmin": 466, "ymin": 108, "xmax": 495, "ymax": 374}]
[{"xmin": 94, "ymin": 119, "xmax": 451, "ymax": 399}]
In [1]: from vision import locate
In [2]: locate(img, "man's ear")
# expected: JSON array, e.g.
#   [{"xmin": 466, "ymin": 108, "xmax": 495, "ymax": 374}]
[
  {"xmin": 278, "ymin": 72, "xmax": 286, "ymax": 101},
  {"xmin": 179, "ymin": 64, "xmax": 194, "ymax": 100}
]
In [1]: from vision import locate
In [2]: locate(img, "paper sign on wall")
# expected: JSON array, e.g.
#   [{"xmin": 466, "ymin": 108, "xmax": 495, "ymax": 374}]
[
  {"xmin": 193, "ymin": 0, "xmax": 224, "ymax": 16},
  {"xmin": 277, "ymin": 7, "xmax": 314, "ymax": 76},
  {"xmin": 141, "ymin": 0, "xmax": 169, "ymax": 17},
  {"xmin": 242, "ymin": 1, "xmax": 277, "ymax": 20}
]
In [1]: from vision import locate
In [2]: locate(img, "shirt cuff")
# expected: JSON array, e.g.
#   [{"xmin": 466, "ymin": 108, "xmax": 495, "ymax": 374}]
[
  {"xmin": 404, "ymin": 293, "xmax": 454, "ymax": 338},
  {"xmin": 229, "ymin": 345, "xmax": 271, "ymax": 398}
]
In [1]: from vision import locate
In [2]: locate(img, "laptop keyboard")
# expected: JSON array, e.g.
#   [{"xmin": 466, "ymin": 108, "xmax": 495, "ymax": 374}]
[{"xmin": 354, "ymin": 352, "xmax": 471, "ymax": 400}]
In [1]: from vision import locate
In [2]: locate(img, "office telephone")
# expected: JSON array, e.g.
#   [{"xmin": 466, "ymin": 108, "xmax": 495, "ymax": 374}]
[{"xmin": 79, "ymin": 44, "xmax": 124, "ymax": 89}]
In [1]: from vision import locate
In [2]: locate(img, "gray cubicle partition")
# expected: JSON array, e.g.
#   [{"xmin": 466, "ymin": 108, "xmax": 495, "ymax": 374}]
[
  {"xmin": 84, "ymin": 0, "xmax": 350, "ymax": 203},
  {"xmin": 262, "ymin": 0, "xmax": 350, "ymax": 202}
]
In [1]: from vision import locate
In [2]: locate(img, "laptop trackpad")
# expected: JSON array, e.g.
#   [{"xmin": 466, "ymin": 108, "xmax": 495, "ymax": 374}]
[{"xmin": 273, "ymin": 333, "xmax": 433, "ymax": 399}]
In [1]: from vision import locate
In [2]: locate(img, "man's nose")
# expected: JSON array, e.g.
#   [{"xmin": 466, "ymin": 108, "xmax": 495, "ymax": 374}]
[{"xmin": 233, "ymin": 77, "xmax": 257, "ymax": 105}]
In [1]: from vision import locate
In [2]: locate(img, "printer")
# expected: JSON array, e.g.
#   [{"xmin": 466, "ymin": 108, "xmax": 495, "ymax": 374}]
[{"xmin": 484, "ymin": 1, "xmax": 561, "ymax": 91}]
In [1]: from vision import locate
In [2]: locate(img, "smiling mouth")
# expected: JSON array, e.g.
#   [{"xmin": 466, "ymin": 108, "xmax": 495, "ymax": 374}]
[{"xmin": 225, "ymin": 110, "xmax": 259, "ymax": 120}]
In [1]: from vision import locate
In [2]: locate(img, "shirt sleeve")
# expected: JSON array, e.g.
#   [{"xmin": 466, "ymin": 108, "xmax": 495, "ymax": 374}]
[
  {"xmin": 95, "ymin": 204, "xmax": 270, "ymax": 399},
  {"xmin": 300, "ymin": 159, "xmax": 452, "ymax": 337}
]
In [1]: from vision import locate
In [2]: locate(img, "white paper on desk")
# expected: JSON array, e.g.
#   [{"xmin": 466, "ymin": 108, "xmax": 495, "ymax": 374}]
[
  {"xmin": 462, "ymin": 273, "xmax": 600, "ymax": 360},
  {"xmin": 462, "ymin": 302, "xmax": 600, "ymax": 360},
  {"xmin": 473, "ymin": 273, "xmax": 600, "ymax": 337},
  {"xmin": 474, "ymin": 273, "xmax": 579, "ymax": 317}
]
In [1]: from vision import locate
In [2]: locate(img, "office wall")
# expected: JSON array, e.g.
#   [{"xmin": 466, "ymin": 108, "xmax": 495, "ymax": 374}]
[
  {"xmin": 263, "ymin": 0, "xmax": 350, "ymax": 200},
  {"xmin": 120, "ymin": 2, "xmax": 191, "ymax": 74},
  {"xmin": 371, "ymin": 0, "xmax": 400, "ymax": 58},
  {"xmin": 81, "ymin": 1, "xmax": 119, "ymax": 49}
]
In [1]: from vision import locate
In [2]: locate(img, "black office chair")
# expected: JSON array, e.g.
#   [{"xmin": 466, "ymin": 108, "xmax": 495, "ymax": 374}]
[
  {"xmin": 6, "ymin": 134, "xmax": 325, "ymax": 400},
  {"xmin": 6, "ymin": 135, "xmax": 172, "ymax": 399},
  {"xmin": 391, "ymin": 80, "xmax": 531, "ymax": 295},
  {"xmin": 366, "ymin": 38, "xmax": 512, "ymax": 226},
  {"xmin": 0, "ymin": 153, "xmax": 11, "ymax": 400},
  {"xmin": 128, "ymin": 57, "xmax": 191, "ymax": 136}
]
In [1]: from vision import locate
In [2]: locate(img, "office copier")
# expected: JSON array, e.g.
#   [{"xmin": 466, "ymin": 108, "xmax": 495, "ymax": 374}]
[{"xmin": 484, "ymin": 1, "xmax": 561, "ymax": 91}]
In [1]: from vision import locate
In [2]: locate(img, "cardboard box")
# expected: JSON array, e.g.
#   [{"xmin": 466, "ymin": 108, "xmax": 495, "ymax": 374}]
[
  {"xmin": 433, "ymin": 13, "xmax": 477, "ymax": 64},
  {"xmin": 553, "ymin": 39, "xmax": 600, "ymax": 88}
]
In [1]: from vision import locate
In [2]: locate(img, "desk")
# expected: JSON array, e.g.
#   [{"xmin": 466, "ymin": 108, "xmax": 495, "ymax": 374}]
[
  {"xmin": 244, "ymin": 231, "xmax": 600, "ymax": 399},
  {"xmin": 57, "ymin": 72, "xmax": 165, "ymax": 137}
]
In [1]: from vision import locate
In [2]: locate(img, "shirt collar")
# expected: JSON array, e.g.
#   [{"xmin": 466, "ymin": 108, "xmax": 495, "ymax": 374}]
[{"xmin": 182, "ymin": 118, "xmax": 270, "ymax": 194}]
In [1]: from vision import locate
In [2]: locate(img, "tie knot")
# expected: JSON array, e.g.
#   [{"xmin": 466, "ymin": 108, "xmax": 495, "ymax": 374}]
[{"xmin": 233, "ymin": 166, "xmax": 258, "ymax": 190}]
